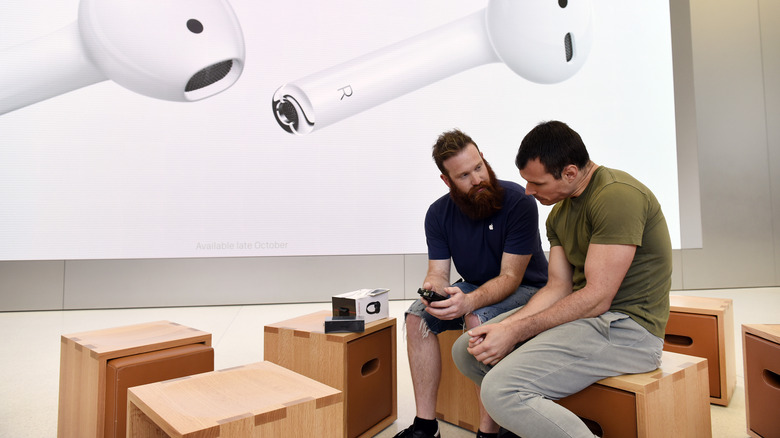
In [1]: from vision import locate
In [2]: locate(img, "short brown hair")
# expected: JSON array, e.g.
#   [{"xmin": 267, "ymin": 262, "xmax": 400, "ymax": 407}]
[{"xmin": 432, "ymin": 129, "xmax": 478, "ymax": 176}]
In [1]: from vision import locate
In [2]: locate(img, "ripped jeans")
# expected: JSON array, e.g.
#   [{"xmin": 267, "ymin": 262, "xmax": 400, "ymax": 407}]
[{"xmin": 404, "ymin": 281, "xmax": 539, "ymax": 335}]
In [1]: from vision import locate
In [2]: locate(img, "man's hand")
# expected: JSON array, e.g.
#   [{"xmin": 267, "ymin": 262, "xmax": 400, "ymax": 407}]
[
  {"xmin": 466, "ymin": 321, "xmax": 523, "ymax": 366},
  {"xmin": 422, "ymin": 285, "xmax": 472, "ymax": 320}
]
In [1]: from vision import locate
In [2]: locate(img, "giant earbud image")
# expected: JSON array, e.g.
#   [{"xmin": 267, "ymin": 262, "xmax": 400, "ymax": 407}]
[
  {"xmin": 273, "ymin": 0, "xmax": 594, "ymax": 135},
  {"xmin": 0, "ymin": 0, "xmax": 245, "ymax": 116}
]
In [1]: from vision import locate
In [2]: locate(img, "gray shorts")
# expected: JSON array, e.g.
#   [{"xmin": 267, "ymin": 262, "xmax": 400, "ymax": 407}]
[{"xmin": 405, "ymin": 281, "xmax": 539, "ymax": 335}]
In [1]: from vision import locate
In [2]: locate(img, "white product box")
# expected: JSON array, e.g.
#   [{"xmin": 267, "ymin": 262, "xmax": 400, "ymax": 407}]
[{"xmin": 331, "ymin": 288, "xmax": 389, "ymax": 324}]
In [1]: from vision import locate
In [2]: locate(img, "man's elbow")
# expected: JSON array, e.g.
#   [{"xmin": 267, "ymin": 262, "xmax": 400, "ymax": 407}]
[{"xmin": 591, "ymin": 293, "xmax": 616, "ymax": 316}]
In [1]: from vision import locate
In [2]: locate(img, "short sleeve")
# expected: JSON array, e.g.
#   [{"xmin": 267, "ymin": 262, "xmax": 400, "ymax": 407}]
[
  {"xmin": 588, "ymin": 184, "xmax": 648, "ymax": 246},
  {"xmin": 424, "ymin": 203, "xmax": 451, "ymax": 260},
  {"xmin": 502, "ymin": 193, "xmax": 541, "ymax": 255}
]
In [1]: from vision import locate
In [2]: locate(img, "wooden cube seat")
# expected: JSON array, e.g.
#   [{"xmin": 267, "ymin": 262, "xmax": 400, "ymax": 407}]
[
  {"xmin": 264, "ymin": 310, "xmax": 397, "ymax": 438},
  {"xmin": 127, "ymin": 361, "xmax": 344, "ymax": 437},
  {"xmin": 664, "ymin": 295, "xmax": 736, "ymax": 405},
  {"xmin": 57, "ymin": 321, "xmax": 212, "ymax": 438},
  {"xmin": 556, "ymin": 350, "xmax": 711, "ymax": 437},
  {"xmin": 436, "ymin": 331, "xmax": 712, "ymax": 437},
  {"xmin": 742, "ymin": 324, "xmax": 780, "ymax": 438},
  {"xmin": 104, "ymin": 343, "xmax": 213, "ymax": 437}
]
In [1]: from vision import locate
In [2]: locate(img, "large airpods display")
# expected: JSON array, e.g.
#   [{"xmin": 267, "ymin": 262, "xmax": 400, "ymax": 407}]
[
  {"xmin": 0, "ymin": 0, "xmax": 245, "ymax": 115},
  {"xmin": 0, "ymin": 1, "xmax": 680, "ymax": 261},
  {"xmin": 273, "ymin": 0, "xmax": 594, "ymax": 135}
]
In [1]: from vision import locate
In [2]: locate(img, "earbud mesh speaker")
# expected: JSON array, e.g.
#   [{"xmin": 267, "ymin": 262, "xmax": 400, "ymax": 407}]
[
  {"xmin": 186, "ymin": 59, "xmax": 234, "ymax": 92},
  {"xmin": 565, "ymin": 33, "xmax": 573, "ymax": 62},
  {"xmin": 276, "ymin": 100, "xmax": 299, "ymax": 128}
]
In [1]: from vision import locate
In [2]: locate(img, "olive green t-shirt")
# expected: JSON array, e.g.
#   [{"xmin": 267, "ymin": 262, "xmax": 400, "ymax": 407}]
[{"xmin": 546, "ymin": 166, "xmax": 672, "ymax": 338}]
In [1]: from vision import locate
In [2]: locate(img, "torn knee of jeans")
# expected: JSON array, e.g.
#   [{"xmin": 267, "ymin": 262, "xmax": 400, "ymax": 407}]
[
  {"xmin": 417, "ymin": 317, "xmax": 433, "ymax": 338},
  {"xmin": 464, "ymin": 312, "xmax": 484, "ymax": 331}
]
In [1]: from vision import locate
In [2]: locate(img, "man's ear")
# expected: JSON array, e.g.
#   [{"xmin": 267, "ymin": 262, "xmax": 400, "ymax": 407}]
[
  {"xmin": 562, "ymin": 164, "xmax": 578, "ymax": 182},
  {"xmin": 440, "ymin": 174, "xmax": 452, "ymax": 188}
]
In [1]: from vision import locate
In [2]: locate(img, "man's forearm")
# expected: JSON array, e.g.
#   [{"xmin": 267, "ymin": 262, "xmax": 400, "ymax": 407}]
[
  {"xmin": 424, "ymin": 277, "xmax": 451, "ymax": 292},
  {"xmin": 423, "ymin": 262, "xmax": 452, "ymax": 292},
  {"xmin": 464, "ymin": 272, "xmax": 523, "ymax": 313},
  {"xmin": 463, "ymin": 252, "xmax": 531, "ymax": 312},
  {"xmin": 501, "ymin": 283, "xmax": 614, "ymax": 343},
  {"xmin": 501, "ymin": 283, "xmax": 568, "ymax": 324}
]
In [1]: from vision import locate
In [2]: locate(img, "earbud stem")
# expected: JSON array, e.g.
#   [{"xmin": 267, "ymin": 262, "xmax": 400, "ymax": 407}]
[
  {"xmin": 0, "ymin": 23, "xmax": 105, "ymax": 115},
  {"xmin": 273, "ymin": 10, "xmax": 497, "ymax": 135}
]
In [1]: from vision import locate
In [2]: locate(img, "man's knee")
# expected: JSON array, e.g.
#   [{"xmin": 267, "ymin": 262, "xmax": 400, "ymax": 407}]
[
  {"xmin": 464, "ymin": 312, "xmax": 481, "ymax": 330},
  {"xmin": 480, "ymin": 371, "xmax": 533, "ymax": 420},
  {"xmin": 451, "ymin": 331, "xmax": 469, "ymax": 366},
  {"xmin": 451, "ymin": 331, "xmax": 485, "ymax": 385},
  {"xmin": 405, "ymin": 312, "xmax": 434, "ymax": 342},
  {"xmin": 480, "ymin": 371, "xmax": 510, "ymax": 409}
]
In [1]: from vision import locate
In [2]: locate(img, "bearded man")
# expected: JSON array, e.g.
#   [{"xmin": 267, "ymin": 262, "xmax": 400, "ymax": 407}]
[{"xmin": 394, "ymin": 129, "xmax": 548, "ymax": 438}]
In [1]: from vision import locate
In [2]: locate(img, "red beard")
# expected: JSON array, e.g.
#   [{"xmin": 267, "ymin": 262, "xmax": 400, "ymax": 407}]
[{"xmin": 449, "ymin": 162, "xmax": 504, "ymax": 221}]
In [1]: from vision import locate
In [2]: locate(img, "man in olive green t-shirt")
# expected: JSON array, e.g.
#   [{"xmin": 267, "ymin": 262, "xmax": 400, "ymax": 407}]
[{"xmin": 452, "ymin": 121, "xmax": 673, "ymax": 438}]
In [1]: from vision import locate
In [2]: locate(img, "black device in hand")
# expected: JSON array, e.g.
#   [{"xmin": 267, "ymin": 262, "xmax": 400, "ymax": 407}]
[{"xmin": 417, "ymin": 288, "xmax": 448, "ymax": 302}]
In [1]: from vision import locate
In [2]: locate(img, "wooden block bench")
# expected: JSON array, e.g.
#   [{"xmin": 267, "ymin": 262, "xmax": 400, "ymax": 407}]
[
  {"xmin": 436, "ymin": 332, "xmax": 712, "ymax": 437},
  {"xmin": 105, "ymin": 344, "xmax": 213, "ymax": 438},
  {"xmin": 557, "ymin": 350, "xmax": 711, "ymax": 437},
  {"xmin": 264, "ymin": 310, "xmax": 397, "ymax": 438},
  {"xmin": 742, "ymin": 324, "xmax": 780, "ymax": 438},
  {"xmin": 664, "ymin": 295, "xmax": 736, "ymax": 405},
  {"xmin": 127, "ymin": 361, "xmax": 343, "ymax": 437},
  {"xmin": 435, "ymin": 330, "xmax": 481, "ymax": 432},
  {"xmin": 57, "ymin": 321, "xmax": 213, "ymax": 438}
]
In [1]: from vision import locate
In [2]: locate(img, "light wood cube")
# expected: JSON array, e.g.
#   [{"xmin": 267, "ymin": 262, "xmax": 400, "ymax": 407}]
[
  {"xmin": 435, "ymin": 330, "xmax": 480, "ymax": 432},
  {"xmin": 57, "ymin": 321, "xmax": 212, "ymax": 438},
  {"xmin": 742, "ymin": 324, "xmax": 780, "ymax": 438},
  {"xmin": 264, "ymin": 310, "xmax": 397, "ymax": 438},
  {"xmin": 437, "ymin": 331, "xmax": 712, "ymax": 437},
  {"xmin": 558, "ymin": 351, "xmax": 712, "ymax": 437},
  {"xmin": 665, "ymin": 295, "xmax": 736, "ymax": 405},
  {"xmin": 127, "ymin": 361, "xmax": 343, "ymax": 437}
]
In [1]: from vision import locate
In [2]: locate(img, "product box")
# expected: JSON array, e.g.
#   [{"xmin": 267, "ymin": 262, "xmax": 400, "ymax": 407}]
[
  {"xmin": 331, "ymin": 288, "xmax": 389, "ymax": 324},
  {"xmin": 324, "ymin": 316, "xmax": 365, "ymax": 333}
]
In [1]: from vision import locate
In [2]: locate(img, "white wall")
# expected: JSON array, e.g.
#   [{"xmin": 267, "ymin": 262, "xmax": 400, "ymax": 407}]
[{"xmin": 1, "ymin": 0, "xmax": 778, "ymax": 311}]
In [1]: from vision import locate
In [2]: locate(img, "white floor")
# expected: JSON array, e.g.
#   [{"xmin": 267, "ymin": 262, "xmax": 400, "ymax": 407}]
[{"xmin": 1, "ymin": 287, "xmax": 777, "ymax": 438}]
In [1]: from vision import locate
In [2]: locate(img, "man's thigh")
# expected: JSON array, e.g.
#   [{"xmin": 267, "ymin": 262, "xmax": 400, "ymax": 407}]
[
  {"xmin": 406, "ymin": 282, "xmax": 537, "ymax": 334},
  {"xmin": 485, "ymin": 312, "xmax": 663, "ymax": 399}
]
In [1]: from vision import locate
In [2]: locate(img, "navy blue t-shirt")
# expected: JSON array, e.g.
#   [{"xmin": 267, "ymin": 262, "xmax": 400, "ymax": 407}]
[{"xmin": 425, "ymin": 180, "xmax": 548, "ymax": 288}]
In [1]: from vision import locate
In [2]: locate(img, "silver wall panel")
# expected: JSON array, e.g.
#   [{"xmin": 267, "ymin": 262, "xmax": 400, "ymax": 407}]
[
  {"xmin": 671, "ymin": 250, "xmax": 683, "ymax": 291},
  {"xmin": 0, "ymin": 261, "xmax": 64, "ymax": 311},
  {"xmin": 62, "ymin": 255, "xmax": 406, "ymax": 309},
  {"xmin": 670, "ymin": 0, "xmax": 704, "ymax": 250},
  {"xmin": 759, "ymin": 0, "xmax": 780, "ymax": 285},
  {"xmin": 679, "ymin": 0, "xmax": 776, "ymax": 289},
  {"xmin": 403, "ymin": 254, "xmax": 429, "ymax": 300}
]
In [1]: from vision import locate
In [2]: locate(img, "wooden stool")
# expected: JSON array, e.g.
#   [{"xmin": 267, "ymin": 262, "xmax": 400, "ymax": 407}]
[
  {"xmin": 742, "ymin": 324, "xmax": 780, "ymax": 438},
  {"xmin": 664, "ymin": 295, "xmax": 736, "ymax": 405},
  {"xmin": 437, "ymin": 332, "xmax": 711, "ymax": 437},
  {"xmin": 127, "ymin": 361, "xmax": 343, "ymax": 437},
  {"xmin": 104, "ymin": 344, "xmax": 213, "ymax": 438},
  {"xmin": 557, "ymin": 351, "xmax": 711, "ymax": 437},
  {"xmin": 57, "ymin": 321, "xmax": 212, "ymax": 438},
  {"xmin": 264, "ymin": 310, "xmax": 397, "ymax": 438},
  {"xmin": 435, "ymin": 330, "xmax": 480, "ymax": 432}
]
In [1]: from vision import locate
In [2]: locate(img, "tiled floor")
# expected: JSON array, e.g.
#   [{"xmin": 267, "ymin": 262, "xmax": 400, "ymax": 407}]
[{"xmin": 0, "ymin": 287, "xmax": 777, "ymax": 437}]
